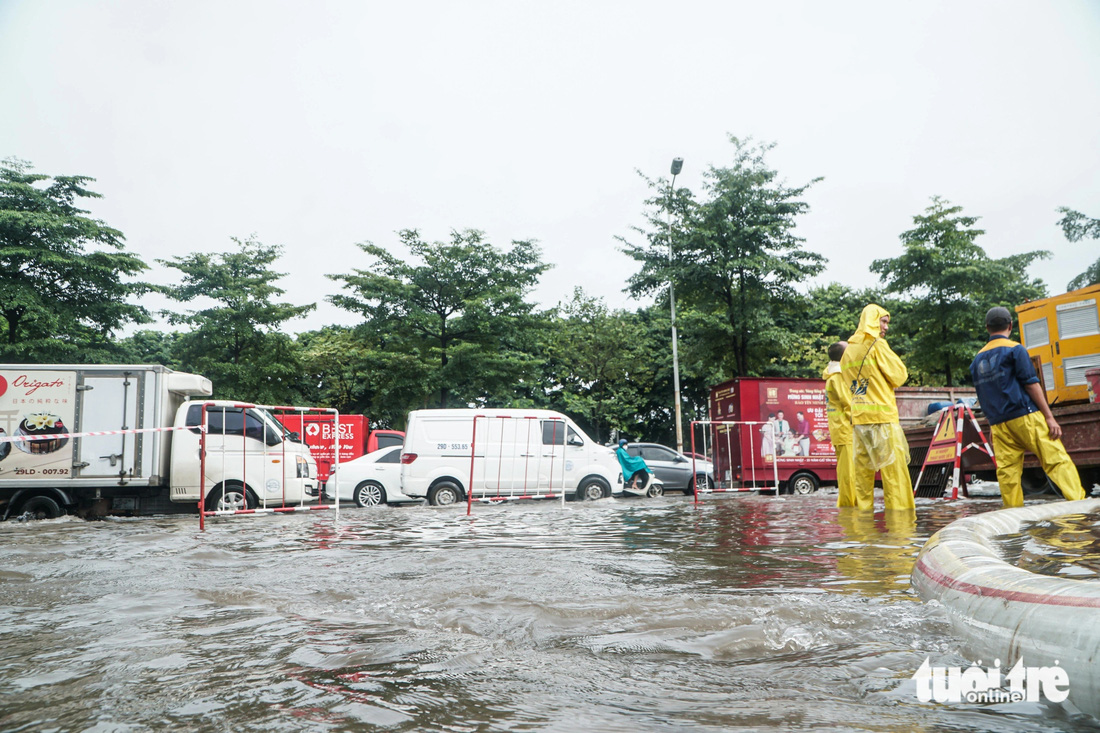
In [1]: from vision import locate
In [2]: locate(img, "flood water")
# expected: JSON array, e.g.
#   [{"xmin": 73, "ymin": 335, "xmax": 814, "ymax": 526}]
[
  {"xmin": 998, "ymin": 510, "xmax": 1100, "ymax": 581},
  {"xmin": 2, "ymin": 492, "xmax": 1097, "ymax": 732}
]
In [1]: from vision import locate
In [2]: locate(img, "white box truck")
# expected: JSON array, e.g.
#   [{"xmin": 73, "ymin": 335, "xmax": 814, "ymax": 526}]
[
  {"xmin": 0, "ymin": 364, "xmax": 318, "ymax": 520},
  {"xmin": 400, "ymin": 408, "xmax": 632, "ymax": 506}
]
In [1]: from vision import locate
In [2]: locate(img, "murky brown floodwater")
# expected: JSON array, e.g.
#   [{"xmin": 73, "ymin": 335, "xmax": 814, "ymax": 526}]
[
  {"xmin": 997, "ymin": 511, "xmax": 1100, "ymax": 580},
  {"xmin": 2, "ymin": 492, "xmax": 1096, "ymax": 732}
]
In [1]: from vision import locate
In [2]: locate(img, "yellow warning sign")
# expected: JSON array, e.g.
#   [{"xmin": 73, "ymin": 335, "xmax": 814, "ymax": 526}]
[
  {"xmin": 934, "ymin": 416, "xmax": 956, "ymax": 443},
  {"xmin": 927, "ymin": 444, "xmax": 957, "ymax": 463}
]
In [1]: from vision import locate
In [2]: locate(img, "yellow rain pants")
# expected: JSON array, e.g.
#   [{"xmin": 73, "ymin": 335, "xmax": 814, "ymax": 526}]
[
  {"xmin": 834, "ymin": 443, "xmax": 861, "ymax": 509},
  {"xmin": 991, "ymin": 411, "xmax": 1085, "ymax": 508},
  {"xmin": 851, "ymin": 423, "xmax": 915, "ymax": 510},
  {"xmin": 824, "ymin": 366, "xmax": 857, "ymax": 508}
]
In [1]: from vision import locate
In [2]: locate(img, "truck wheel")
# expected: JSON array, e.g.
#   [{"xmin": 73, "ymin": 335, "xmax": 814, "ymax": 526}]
[
  {"xmin": 354, "ymin": 481, "xmax": 385, "ymax": 507},
  {"xmin": 1021, "ymin": 469, "xmax": 1053, "ymax": 495},
  {"xmin": 789, "ymin": 472, "xmax": 819, "ymax": 495},
  {"xmin": 205, "ymin": 482, "xmax": 256, "ymax": 512},
  {"xmin": 20, "ymin": 495, "xmax": 64, "ymax": 520},
  {"xmin": 577, "ymin": 477, "xmax": 610, "ymax": 501},
  {"xmin": 428, "ymin": 481, "xmax": 462, "ymax": 507}
]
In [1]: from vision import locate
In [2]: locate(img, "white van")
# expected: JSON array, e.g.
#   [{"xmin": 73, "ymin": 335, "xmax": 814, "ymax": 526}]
[{"xmin": 400, "ymin": 409, "xmax": 622, "ymax": 506}]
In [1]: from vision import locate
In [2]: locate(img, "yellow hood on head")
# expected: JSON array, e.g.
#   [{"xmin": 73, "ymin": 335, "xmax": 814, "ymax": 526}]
[{"xmin": 849, "ymin": 304, "xmax": 889, "ymax": 344}]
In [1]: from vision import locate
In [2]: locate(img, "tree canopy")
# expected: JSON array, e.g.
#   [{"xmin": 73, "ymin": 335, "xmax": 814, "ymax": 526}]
[
  {"xmin": 0, "ymin": 158, "xmax": 149, "ymax": 361},
  {"xmin": 328, "ymin": 229, "xmax": 550, "ymax": 409},
  {"xmin": 158, "ymin": 236, "xmax": 315, "ymax": 404},
  {"xmin": 1057, "ymin": 207, "xmax": 1100, "ymax": 291},
  {"xmin": 622, "ymin": 137, "xmax": 825, "ymax": 379},
  {"xmin": 871, "ymin": 197, "xmax": 1048, "ymax": 385},
  {"xmin": 3, "ymin": 149, "xmax": 1074, "ymax": 444}
]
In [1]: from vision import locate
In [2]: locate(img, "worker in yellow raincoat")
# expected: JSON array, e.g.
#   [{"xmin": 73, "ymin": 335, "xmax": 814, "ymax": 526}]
[
  {"xmin": 839, "ymin": 304, "xmax": 915, "ymax": 510},
  {"xmin": 823, "ymin": 341, "xmax": 856, "ymax": 507},
  {"xmin": 969, "ymin": 306, "xmax": 1085, "ymax": 508}
]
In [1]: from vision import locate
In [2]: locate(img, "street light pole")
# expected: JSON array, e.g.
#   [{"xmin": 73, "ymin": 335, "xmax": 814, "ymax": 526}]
[{"xmin": 668, "ymin": 157, "xmax": 684, "ymax": 454}]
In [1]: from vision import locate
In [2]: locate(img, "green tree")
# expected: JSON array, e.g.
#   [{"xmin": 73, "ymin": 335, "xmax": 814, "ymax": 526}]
[
  {"xmin": 297, "ymin": 325, "xmax": 432, "ymax": 428},
  {"xmin": 0, "ymin": 158, "xmax": 149, "ymax": 361},
  {"xmin": 159, "ymin": 236, "xmax": 315, "ymax": 403},
  {"xmin": 621, "ymin": 137, "xmax": 825, "ymax": 379},
  {"xmin": 1056, "ymin": 207, "xmax": 1100, "ymax": 291},
  {"xmin": 329, "ymin": 229, "xmax": 549, "ymax": 408},
  {"xmin": 542, "ymin": 289, "xmax": 654, "ymax": 443},
  {"xmin": 871, "ymin": 197, "xmax": 1048, "ymax": 386},
  {"xmin": 116, "ymin": 329, "xmax": 181, "ymax": 368}
]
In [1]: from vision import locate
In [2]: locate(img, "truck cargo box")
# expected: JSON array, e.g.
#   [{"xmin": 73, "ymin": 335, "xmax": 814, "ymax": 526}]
[{"xmin": 706, "ymin": 377, "xmax": 976, "ymax": 494}]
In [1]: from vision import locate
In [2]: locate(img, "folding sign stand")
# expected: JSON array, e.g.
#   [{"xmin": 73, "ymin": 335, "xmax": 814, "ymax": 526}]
[{"xmin": 912, "ymin": 403, "xmax": 997, "ymax": 500}]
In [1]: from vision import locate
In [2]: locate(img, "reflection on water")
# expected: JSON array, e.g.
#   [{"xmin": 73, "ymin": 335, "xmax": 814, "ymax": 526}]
[
  {"xmin": 0, "ymin": 493, "xmax": 1091, "ymax": 731},
  {"xmin": 997, "ymin": 511, "xmax": 1100, "ymax": 579}
]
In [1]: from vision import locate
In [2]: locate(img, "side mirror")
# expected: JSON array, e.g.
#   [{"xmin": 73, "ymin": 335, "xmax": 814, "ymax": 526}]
[
  {"xmin": 289, "ymin": 431, "xmax": 301, "ymax": 442},
  {"xmin": 568, "ymin": 436, "xmax": 584, "ymax": 447}
]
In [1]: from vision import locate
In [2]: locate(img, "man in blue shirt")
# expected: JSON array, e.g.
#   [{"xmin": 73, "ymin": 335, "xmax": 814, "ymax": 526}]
[{"xmin": 969, "ymin": 306, "xmax": 1085, "ymax": 508}]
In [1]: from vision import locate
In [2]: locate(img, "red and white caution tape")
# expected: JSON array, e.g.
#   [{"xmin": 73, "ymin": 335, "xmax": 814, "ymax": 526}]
[{"xmin": 0, "ymin": 425, "xmax": 201, "ymax": 444}]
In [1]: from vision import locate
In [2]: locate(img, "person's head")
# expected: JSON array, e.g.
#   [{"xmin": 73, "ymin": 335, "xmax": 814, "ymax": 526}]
[
  {"xmin": 777, "ymin": 410, "xmax": 785, "ymax": 419},
  {"xmin": 797, "ymin": 411, "xmax": 804, "ymax": 419},
  {"xmin": 852, "ymin": 304, "xmax": 891, "ymax": 343},
  {"xmin": 618, "ymin": 438, "xmax": 628, "ymax": 447},
  {"xmin": 767, "ymin": 413, "xmax": 776, "ymax": 421},
  {"xmin": 985, "ymin": 306, "xmax": 1013, "ymax": 334},
  {"xmin": 828, "ymin": 341, "xmax": 847, "ymax": 361}
]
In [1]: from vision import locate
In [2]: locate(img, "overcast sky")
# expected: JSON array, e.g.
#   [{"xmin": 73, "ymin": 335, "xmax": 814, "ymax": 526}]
[{"xmin": 2, "ymin": 1, "xmax": 1098, "ymax": 334}]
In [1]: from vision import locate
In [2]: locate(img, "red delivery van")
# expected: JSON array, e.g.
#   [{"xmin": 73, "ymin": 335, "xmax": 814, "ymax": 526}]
[{"xmin": 275, "ymin": 413, "xmax": 367, "ymax": 484}]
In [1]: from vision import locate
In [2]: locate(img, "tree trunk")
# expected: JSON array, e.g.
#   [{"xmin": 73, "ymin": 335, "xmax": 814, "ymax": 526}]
[{"xmin": 439, "ymin": 319, "xmax": 450, "ymax": 408}]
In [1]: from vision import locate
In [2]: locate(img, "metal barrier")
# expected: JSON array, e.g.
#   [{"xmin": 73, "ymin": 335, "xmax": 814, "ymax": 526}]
[
  {"xmin": 198, "ymin": 402, "xmax": 340, "ymax": 529},
  {"xmin": 690, "ymin": 420, "xmax": 780, "ymax": 505},
  {"xmin": 466, "ymin": 415, "xmax": 568, "ymax": 515}
]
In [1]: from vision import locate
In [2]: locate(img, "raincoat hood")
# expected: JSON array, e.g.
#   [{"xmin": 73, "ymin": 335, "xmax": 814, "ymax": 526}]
[
  {"xmin": 821, "ymin": 361, "xmax": 842, "ymax": 380},
  {"xmin": 849, "ymin": 304, "xmax": 890, "ymax": 344}
]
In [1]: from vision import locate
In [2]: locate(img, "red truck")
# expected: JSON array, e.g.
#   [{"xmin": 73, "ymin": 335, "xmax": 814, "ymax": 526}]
[
  {"xmin": 706, "ymin": 378, "xmax": 976, "ymax": 495},
  {"xmin": 274, "ymin": 414, "xmax": 404, "ymax": 484}
]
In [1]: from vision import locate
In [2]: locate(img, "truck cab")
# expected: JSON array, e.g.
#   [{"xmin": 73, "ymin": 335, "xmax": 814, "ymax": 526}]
[{"xmin": 169, "ymin": 401, "xmax": 319, "ymax": 511}]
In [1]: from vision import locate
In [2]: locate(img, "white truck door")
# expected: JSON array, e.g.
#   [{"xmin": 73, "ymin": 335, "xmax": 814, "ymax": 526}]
[{"xmin": 75, "ymin": 373, "xmax": 142, "ymax": 480}]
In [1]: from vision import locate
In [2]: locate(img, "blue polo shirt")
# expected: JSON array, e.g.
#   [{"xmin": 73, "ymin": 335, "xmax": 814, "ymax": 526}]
[{"xmin": 968, "ymin": 335, "xmax": 1040, "ymax": 426}]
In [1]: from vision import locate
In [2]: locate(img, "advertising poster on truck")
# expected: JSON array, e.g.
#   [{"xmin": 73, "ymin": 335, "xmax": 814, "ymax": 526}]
[
  {"xmin": 275, "ymin": 413, "xmax": 366, "ymax": 483},
  {"xmin": 0, "ymin": 370, "xmax": 77, "ymax": 480},
  {"xmin": 710, "ymin": 379, "xmax": 833, "ymax": 464},
  {"xmin": 756, "ymin": 381, "xmax": 834, "ymax": 463}
]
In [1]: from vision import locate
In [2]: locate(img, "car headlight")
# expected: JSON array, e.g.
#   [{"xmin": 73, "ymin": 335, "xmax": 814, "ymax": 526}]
[{"xmin": 296, "ymin": 456, "xmax": 310, "ymax": 478}]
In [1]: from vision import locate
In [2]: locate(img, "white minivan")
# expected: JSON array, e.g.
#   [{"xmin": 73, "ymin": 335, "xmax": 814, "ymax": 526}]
[{"xmin": 400, "ymin": 409, "xmax": 622, "ymax": 506}]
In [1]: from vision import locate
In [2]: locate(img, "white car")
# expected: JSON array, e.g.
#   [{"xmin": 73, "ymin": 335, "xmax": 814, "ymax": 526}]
[{"xmin": 324, "ymin": 446, "xmax": 420, "ymax": 507}]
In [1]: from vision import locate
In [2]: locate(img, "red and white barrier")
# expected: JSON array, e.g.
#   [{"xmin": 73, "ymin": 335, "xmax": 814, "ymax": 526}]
[
  {"xmin": 466, "ymin": 415, "xmax": 568, "ymax": 515},
  {"xmin": 198, "ymin": 402, "xmax": 340, "ymax": 529},
  {"xmin": 690, "ymin": 420, "xmax": 780, "ymax": 505},
  {"xmin": 0, "ymin": 425, "xmax": 194, "ymax": 444}
]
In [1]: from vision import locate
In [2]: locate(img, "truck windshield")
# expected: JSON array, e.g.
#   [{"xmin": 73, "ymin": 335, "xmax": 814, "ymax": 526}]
[{"xmin": 185, "ymin": 405, "xmax": 282, "ymax": 445}]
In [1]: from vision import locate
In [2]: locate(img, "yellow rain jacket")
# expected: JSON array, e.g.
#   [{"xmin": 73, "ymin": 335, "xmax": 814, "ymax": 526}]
[
  {"xmin": 825, "ymin": 360, "xmax": 857, "ymax": 508},
  {"xmin": 840, "ymin": 304, "xmax": 908, "ymax": 425},
  {"xmin": 822, "ymin": 362, "xmax": 852, "ymax": 447}
]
